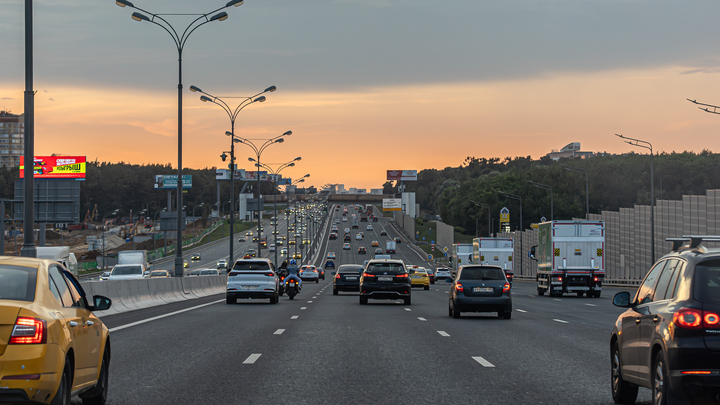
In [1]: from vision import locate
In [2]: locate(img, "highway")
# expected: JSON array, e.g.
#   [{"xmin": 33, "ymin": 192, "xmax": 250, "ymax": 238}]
[{"xmin": 93, "ymin": 205, "xmax": 653, "ymax": 404}]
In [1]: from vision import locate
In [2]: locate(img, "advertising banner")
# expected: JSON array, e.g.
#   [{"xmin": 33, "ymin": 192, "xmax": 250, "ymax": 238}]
[
  {"xmin": 19, "ymin": 156, "xmax": 86, "ymax": 179},
  {"xmin": 383, "ymin": 198, "xmax": 402, "ymax": 211},
  {"xmin": 154, "ymin": 175, "xmax": 192, "ymax": 189},
  {"xmin": 244, "ymin": 171, "xmax": 268, "ymax": 181},
  {"xmin": 216, "ymin": 169, "xmax": 230, "ymax": 180},
  {"xmin": 386, "ymin": 170, "xmax": 417, "ymax": 181}
]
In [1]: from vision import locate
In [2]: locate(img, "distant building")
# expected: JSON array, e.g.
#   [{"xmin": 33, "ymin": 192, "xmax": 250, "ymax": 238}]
[
  {"xmin": 546, "ymin": 142, "xmax": 595, "ymax": 160},
  {"xmin": 0, "ymin": 111, "xmax": 24, "ymax": 168},
  {"xmin": 337, "ymin": 184, "xmax": 345, "ymax": 193},
  {"xmin": 285, "ymin": 185, "xmax": 296, "ymax": 194},
  {"xmin": 370, "ymin": 189, "xmax": 383, "ymax": 195}
]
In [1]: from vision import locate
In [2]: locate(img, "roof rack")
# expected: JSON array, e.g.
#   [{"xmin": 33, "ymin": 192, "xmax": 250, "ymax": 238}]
[{"xmin": 666, "ymin": 235, "xmax": 720, "ymax": 251}]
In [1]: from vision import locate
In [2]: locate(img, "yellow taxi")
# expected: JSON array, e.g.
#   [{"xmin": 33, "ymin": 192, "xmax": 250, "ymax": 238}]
[
  {"xmin": 409, "ymin": 265, "xmax": 430, "ymax": 290},
  {"xmin": 0, "ymin": 256, "xmax": 112, "ymax": 404},
  {"xmin": 371, "ymin": 240, "xmax": 379, "ymax": 247},
  {"xmin": 289, "ymin": 240, "xmax": 296, "ymax": 245},
  {"xmin": 293, "ymin": 253, "xmax": 302, "ymax": 259}
]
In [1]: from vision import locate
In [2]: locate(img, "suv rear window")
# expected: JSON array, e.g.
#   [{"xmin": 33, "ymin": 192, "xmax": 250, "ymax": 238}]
[
  {"xmin": 694, "ymin": 261, "xmax": 720, "ymax": 304},
  {"xmin": 233, "ymin": 262, "xmax": 271, "ymax": 271},
  {"xmin": 460, "ymin": 267, "xmax": 505, "ymax": 280},
  {"xmin": 111, "ymin": 265, "xmax": 143, "ymax": 275},
  {"xmin": 0, "ymin": 265, "xmax": 37, "ymax": 302},
  {"xmin": 366, "ymin": 263, "xmax": 406, "ymax": 274}
]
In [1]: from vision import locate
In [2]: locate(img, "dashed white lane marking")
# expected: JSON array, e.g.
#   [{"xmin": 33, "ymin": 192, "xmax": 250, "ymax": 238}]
[
  {"xmin": 404, "ymin": 308, "xmax": 412, "ymax": 311},
  {"xmin": 444, "ymin": 291, "xmax": 449, "ymax": 294},
  {"xmin": 300, "ymin": 307, "xmax": 307, "ymax": 310},
  {"xmin": 585, "ymin": 303, "xmax": 596, "ymax": 307},
  {"xmin": 472, "ymin": 356, "xmax": 495, "ymax": 367},
  {"xmin": 554, "ymin": 299, "xmax": 562, "ymax": 302},
  {"xmin": 313, "ymin": 296, "xmax": 317, "ymax": 298},
  {"xmin": 417, "ymin": 317, "xmax": 427, "ymax": 321},
  {"xmin": 308, "ymin": 301, "xmax": 313, "ymax": 303},
  {"xmin": 553, "ymin": 319, "xmax": 569, "ymax": 324},
  {"xmin": 243, "ymin": 354, "xmax": 262, "ymax": 364},
  {"xmin": 291, "ymin": 315, "xmax": 299, "ymax": 319},
  {"xmin": 108, "ymin": 299, "xmax": 224, "ymax": 332},
  {"xmin": 528, "ymin": 295, "xmax": 535, "ymax": 297},
  {"xmin": 274, "ymin": 329, "xmax": 285, "ymax": 335},
  {"xmin": 435, "ymin": 289, "xmax": 440, "ymax": 291},
  {"xmin": 438, "ymin": 331, "xmax": 450, "ymax": 337},
  {"xmin": 516, "ymin": 309, "xmax": 527, "ymax": 313}
]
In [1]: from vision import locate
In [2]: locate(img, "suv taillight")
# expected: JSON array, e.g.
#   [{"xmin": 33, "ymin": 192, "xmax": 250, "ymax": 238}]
[
  {"xmin": 362, "ymin": 272, "xmax": 375, "ymax": 278},
  {"xmin": 9, "ymin": 317, "xmax": 47, "ymax": 344},
  {"xmin": 502, "ymin": 283, "xmax": 511, "ymax": 293},
  {"xmin": 335, "ymin": 273, "xmax": 341, "ymax": 279},
  {"xmin": 456, "ymin": 282, "xmax": 464, "ymax": 292},
  {"xmin": 674, "ymin": 308, "xmax": 720, "ymax": 329},
  {"xmin": 395, "ymin": 273, "xmax": 409, "ymax": 278}
]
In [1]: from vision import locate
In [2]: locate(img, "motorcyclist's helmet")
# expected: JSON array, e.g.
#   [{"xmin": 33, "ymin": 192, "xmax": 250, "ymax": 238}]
[{"xmin": 290, "ymin": 259, "xmax": 297, "ymax": 265}]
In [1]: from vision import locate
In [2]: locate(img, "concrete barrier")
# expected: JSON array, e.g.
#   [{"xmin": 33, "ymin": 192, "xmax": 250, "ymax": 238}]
[{"xmin": 81, "ymin": 275, "xmax": 227, "ymax": 317}]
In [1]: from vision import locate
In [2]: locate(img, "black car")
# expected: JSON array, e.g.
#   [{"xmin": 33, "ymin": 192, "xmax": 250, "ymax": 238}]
[
  {"xmin": 394, "ymin": 237, "xmax": 402, "ymax": 243},
  {"xmin": 374, "ymin": 248, "xmax": 384, "ymax": 255},
  {"xmin": 610, "ymin": 236, "xmax": 720, "ymax": 405},
  {"xmin": 358, "ymin": 246, "xmax": 367, "ymax": 254},
  {"xmin": 333, "ymin": 264, "xmax": 364, "ymax": 294},
  {"xmin": 359, "ymin": 259, "xmax": 412, "ymax": 305},
  {"xmin": 448, "ymin": 265, "xmax": 512, "ymax": 319},
  {"xmin": 329, "ymin": 233, "xmax": 338, "ymax": 240},
  {"xmin": 344, "ymin": 234, "xmax": 351, "ymax": 242},
  {"xmin": 380, "ymin": 230, "xmax": 387, "ymax": 236}
]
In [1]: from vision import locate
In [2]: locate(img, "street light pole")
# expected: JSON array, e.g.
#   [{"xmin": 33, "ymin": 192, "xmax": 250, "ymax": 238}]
[
  {"xmin": 470, "ymin": 200, "xmax": 491, "ymax": 238},
  {"xmin": 560, "ymin": 163, "xmax": 589, "ymax": 219},
  {"xmin": 116, "ymin": 0, "xmax": 243, "ymax": 276},
  {"xmin": 528, "ymin": 181, "xmax": 553, "ymax": 221},
  {"xmin": 616, "ymin": 133, "xmax": 655, "ymax": 263},
  {"xmin": 192, "ymin": 203, "xmax": 204, "ymax": 237},
  {"xmin": 191, "ymin": 84, "xmax": 275, "ymax": 265}
]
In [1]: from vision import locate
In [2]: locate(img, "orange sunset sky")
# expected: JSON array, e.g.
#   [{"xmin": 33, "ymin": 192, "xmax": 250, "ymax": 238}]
[{"xmin": 4, "ymin": 1, "xmax": 720, "ymax": 190}]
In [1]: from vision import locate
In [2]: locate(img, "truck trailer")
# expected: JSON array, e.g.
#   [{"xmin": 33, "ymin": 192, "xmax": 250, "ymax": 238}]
[
  {"xmin": 531, "ymin": 220, "xmax": 604, "ymax": 297},
  {"xmin": 472, "ymin": 237, "xmax": 514, "ymax": 284},
  {"xmin": 36, "ymin": 246, "xmax": 78, "ymax": 276}
]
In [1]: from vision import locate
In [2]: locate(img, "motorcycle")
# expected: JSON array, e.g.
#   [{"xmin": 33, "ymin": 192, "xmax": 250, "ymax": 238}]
[{"xmin": 285, "ymin": 278, "xmax": 301, "ymax": 300}]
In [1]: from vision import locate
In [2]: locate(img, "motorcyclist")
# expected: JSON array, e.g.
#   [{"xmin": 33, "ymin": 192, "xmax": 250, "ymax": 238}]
[
  {"xmin": 277, "ymin": 260, "xmax": 289, "ymax": 282},
  {"xmin": 284, "ymin": 259, "xmax": 302, "ymax": 290}
]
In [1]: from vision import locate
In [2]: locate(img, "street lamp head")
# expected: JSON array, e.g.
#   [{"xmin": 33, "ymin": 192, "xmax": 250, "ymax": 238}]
[
  {"xmin": 298, "ymin": 179, "xmax": 305, "ymax": 183},
  {"xmin": 283, "ymin": 130, "xmax": 292, "ymax": 136},
  {"xmin": 275, "ymin": 138, "xmax": 285, "ymax": 144},
  {"xmin": 288, "ymin": 163, "xmax": 296, "ymax": 167},
  {"xmin": 615, "ymin": 133, "xmax": 624, "ymax": 139},
  {"xmin": 116, "ymin": 0, "xmax": 134, "ymax": 7},
  {"xmin": 233, "ymin": 138, "xmax": 242, "ymax": 143},
  {"xmin": 248, "ymin": 157, "xmax": 256, "ymax": 162},
  {"xmin": 220, "ymin": 152, "xmax": 228, "ymax": 162},
  {"xmin": 210, "ymin": 12, "xmax": 229, "ymax": 22},
  {"xmin": 200, "ymin": 95, "xmax": 213, "ymax": 103},
  {"xmin": 131, "ymin": 12, "xmax": 150, "ymax": 21},
  {"xmin": 264, "ymin": 85, "xmax": 277, "ymax": 93},
  {"xmin": 226, "ymin": 0, "xmax": 243, "ymax": 7},
  {"xmin": 225, "ymin": 131, "xmax": 233, "ymax": 136},
  {"xmin": 254, "ymin": 96, "xmax": 266, "ymax": 103},
  {"xmin": 303, "ymin": 174, "xmax": 310, "ymax": 178},
  {"xmin": 189, "ymin": 85, "xmax": 202, "ymax": 93},
  {"xmin": 294, "ymin": 157, "xmax": 302, "ymax": 161}
]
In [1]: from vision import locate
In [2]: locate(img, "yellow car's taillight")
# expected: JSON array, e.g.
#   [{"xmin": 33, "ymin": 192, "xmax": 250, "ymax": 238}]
[{"xmin": 9, "ymin": 317, "xmax": 47, "ymax": 345}]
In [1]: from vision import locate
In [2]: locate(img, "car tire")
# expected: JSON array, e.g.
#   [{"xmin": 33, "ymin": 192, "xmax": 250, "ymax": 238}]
[
  {"xmin": 611, "ymin": 342, "xmax": 639, "ymax": 404},
  {"xmin": 499, "ymin": 310, "xmax": 512, "ymax": 320},
  {"xmin": 577, "ymin": 292, "xmax": 584, "ymax": 297},
  {"xmin": 51, "ymin": 356, "xmax": 72, "ymax": 405},
  {"xmin": 451, "ymin": 301, "xmax": 460, "ymax": 318},
  {"xmin": 424, "ymin": 285, "xmax": 430, "ymax": 290},
  {"xmin": 448, "ymin": 304, "xmax": 452, "ymax": 317},
  {"xmin": 404, "ymin": 296, "xmax": 411, "ymax": 305},
  {"xmin": 359, "ymin": 296, "xmax": 368, "ymax": 305},
  {"xmin": 652, "ymin": 351, "xmax": 668, "ymax": 405},
  {"xmin": 333, "ymin": 289, "xmax": 338, "ymax": 295},
  {"xmin": 80, "ymin": 348, "xmax": 109, "ymax": 405},
  {"xmin": 537, "ymin": 288, "xmax": 545, "ymax": 296},
  {"xmin": 315, "ymin": 279, "xmax": 319, "ymax": 283},
  {"xmin": 226, "ymin": 296, "xmax": 236, "ymax": 305},
  {"xmin": 430, "ymin": 280, "xmax": 435, "ymax": 285}
]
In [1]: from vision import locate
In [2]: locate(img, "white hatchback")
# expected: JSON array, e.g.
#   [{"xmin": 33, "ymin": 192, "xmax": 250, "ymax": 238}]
[
  {"xmin": 435, "ymin": 267, "xmax": 452, "ymax": 281},
  {"xmin": 299, "ymin": 265, "xmax": 320, "ymax": 283},
  {"xmin": 226, "ymin": 259, "xmax": 279, "ymax": 304}
]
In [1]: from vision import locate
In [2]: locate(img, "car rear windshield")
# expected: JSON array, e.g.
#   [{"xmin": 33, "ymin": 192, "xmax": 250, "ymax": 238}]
[
  {"xmin": 200, "ymin": 270, "xmax": 217, "ymax": 275},
  {"xmin": 0, "ymin": 265, "xmax": 37, "ymax": 302},
  {"xmin": 112, "ymin": 265, "xmax": 143, "ymax": 275},
  {"xmin": 339, "ymin": 266, "xmax": 363, "ymax": 273},
  {"xmin": 694, "ymin": 261, "xmax": 720, "ymax": 304},
  {"xmin": 366, "ymin": 263, "xmax": 406, "ymax": 274},
  {"xmin": 233, "ymin": 262, "xmax": 271, "ymax": 271},
  {"xmin": 460, "ymin": 267, "xmax": 505, "ymax": 281}
]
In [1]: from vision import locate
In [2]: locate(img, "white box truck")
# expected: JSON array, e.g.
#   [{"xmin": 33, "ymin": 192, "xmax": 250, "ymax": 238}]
[
  {"xmin": 531, "ymin": 220, "xmax": 605, "ymax": 297},
  {"xmin": 473, "ymin": 237, "xmax": 514, "ymax": 283},
  {"xmin": 109, "ymin": 250, "xmax": 148, "ymax": 280},
  {"xmin": 451, "ymin": 243, "xmax": 473, "ymax": 273},
  {"xmin": 36, "ymin": 246, "xmax": 78, "ymax": 275},
  {"xmin": 386, "ymin": 240, "xmax": 397, "ymax": 254}
]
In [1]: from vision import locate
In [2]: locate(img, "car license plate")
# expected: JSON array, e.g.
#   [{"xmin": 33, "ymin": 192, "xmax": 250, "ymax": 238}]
[
  {"xmin": 378, "ymin": 276, "xmax": 393, "ymax": 282},
  {"xmin": 412, "ymin": 275, "xmax": 420, "ymax": 278},
  {"xmin": 473, "ymin": 287, "xmax": 493, "ymax": 293},
  {"xmin": 242, "ymin": 286, "xmax": 259, "ymax": 290},
  {"xmin": 345, "ymin": 276, "xmax": 357, "ymax": 280}
]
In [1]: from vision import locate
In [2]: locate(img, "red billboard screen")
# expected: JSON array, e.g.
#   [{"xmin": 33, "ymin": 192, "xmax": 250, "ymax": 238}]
[{"xmin": 19, "ymin": 156, "xmax": 87, "ymax": 179}]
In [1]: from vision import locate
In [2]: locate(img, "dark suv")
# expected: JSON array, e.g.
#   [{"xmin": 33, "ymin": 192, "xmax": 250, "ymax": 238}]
[
  {"xmin": 610, "ymin": 236, "xmax": 720, "ymax": 405},
  {"xmin": 359, "ymin": 259, "xmax": 412, "ymax": 305}
]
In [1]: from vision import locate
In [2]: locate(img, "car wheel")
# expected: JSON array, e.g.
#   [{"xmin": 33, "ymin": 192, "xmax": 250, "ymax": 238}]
[
  {"xmin": 652, "ymin": 351, "xmax": 668, "ymax": 405},
  {"xmin": 226, "ymin": 296, "xmax": 236, "ymax": 305},
  {"xmin": 316, "ymin": 279, "xmax": 319, "ymax": 283},
  {"xmin": 431, "ymin": 280, "xmax": 435, "ymax": 285},
  {"xmin": 577, "ymin": 292, "xmax": 584, "ymax": 297},
  {"xmin": 499, "ymin": 310, "xmax": 512, "ymax": 319},
  {"xmin": 359, "ymin": 296, "xmax": 368, "ymax": 305},
  {"xmin": 333, "ymin": 289, "xmax": 338, "ymax": 295},
  {"xmin": 424, "ymin": 285, "xmax": 430, "ymax": 290},
  {"xmin": 448, "ymin": 304, "xmax": 452, "ymax": 317},
  {"xmin": 404, "ymin": 296, "xmax": 411, "ymax": 305},
  {"xmin": 451, "ymin": 301, "xmax": 460, "ymax": 318},
  {"xmin": 80, "ymin": 347, "xmax": 109, "ymax": 405},
  {"xmin": 611, "ymin": 342, "xmax": 639, "ymax": 404},
  {"xmin": 537, "ymin": 288, "xmax": 545, "ymax": 296},
  {"xmin": 51, "ymin": 356, "xmax": 72, "ymax": 405}
]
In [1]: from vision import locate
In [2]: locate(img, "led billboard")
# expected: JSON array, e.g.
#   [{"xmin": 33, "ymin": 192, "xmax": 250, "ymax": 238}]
[{"xmin": 19, "ymin": 156, "xmax": 86, "ymax": 179}]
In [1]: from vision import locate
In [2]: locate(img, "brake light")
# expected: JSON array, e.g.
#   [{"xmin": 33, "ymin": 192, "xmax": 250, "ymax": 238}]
[
  {"xmin": 674, "ymin": 309, "xmax": 702, "ymax": 329},
  {"xmin": 396, "ymin": 273, "xmax": 409, "ymax": 278},
  {"xmin": 362, "ymin": 272, "xmax": 375, "ymax": 278},
  {"xmin": 594, "ymin": 276, "xmax": 599, "ymax": 282},
  {"xmin": 681, "ymin": 371, "xmax": 712, "ymax": 375},
  {"xmin": 335, "ymin": 273, "xmax": 341, "ymax": 279},
  {"xmin": 9, "ymin": 317, "xmax": 47, "ymax": 344},
  {"xmin": 456, "ymin": 282, "xmax": 463, "ymax": 292},
  {"xmin": 502, "ymin": 283, "xmax": 511, "ymax": 293},
  {"xmin": 704, "ymin": 312, "xmax": 720, "ymax": 326},
  {"xmin": 266, "ymin": 272, "xmax": 274, "ymax": 277}
]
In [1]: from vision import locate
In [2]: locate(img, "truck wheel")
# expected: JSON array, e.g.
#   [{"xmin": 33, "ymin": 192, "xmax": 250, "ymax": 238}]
[
  {"xmin": 577, "ymin": 292, "xmax": 584, "ymax": 297},
  {"xmin": 537, "ymin": 288, "xmax": 545, "ymax": 296}
]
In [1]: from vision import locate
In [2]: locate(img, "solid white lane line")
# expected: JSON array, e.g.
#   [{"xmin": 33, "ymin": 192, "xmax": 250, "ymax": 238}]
[
  {"xmin": 585, "ymin": 303, "xmax": 596, "ymax": 307},
  {"xmin": 291, "ymin": 315, "xmax": 299, "ymax": 319},
  {"xmin": 553, "ymin": 319, "xmax": 569, "ymax": 324},
  {"xmin": 243, "ymin": 354, "xmax": 262, "ymax": 364},
  {"xmin": 300, "ymin": 307, "xmax": 307, "ymax": 310},
  {"xmin": 274, "ymin": 329, "xmax": 285, "ymax": 335},
  {"xmin": 404, "ymin": 308, "xmax": 412, "ymax": 311},
  {"xmin": 417, "ymin": 317, "xmax": 427, "ymax": 321},
  {"xmin": 438, "ymin": 331, "xmax": 450, "ymax": 337},
  {"xmin": 108, "ymin": 299, "xmax": 224, "ymax": 332},
  {"xmin": 472, "ymin": 356, "xmax": 495, "ymax": 368},
  {"xmin": 516, "ymin": 309, "xmax": 527, "ymax": 313}
]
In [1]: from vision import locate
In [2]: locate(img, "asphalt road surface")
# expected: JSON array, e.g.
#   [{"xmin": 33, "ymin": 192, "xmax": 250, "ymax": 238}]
[{"xmin": 92, "ymin": 205, "xmax": 653, "ymax": 405}]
